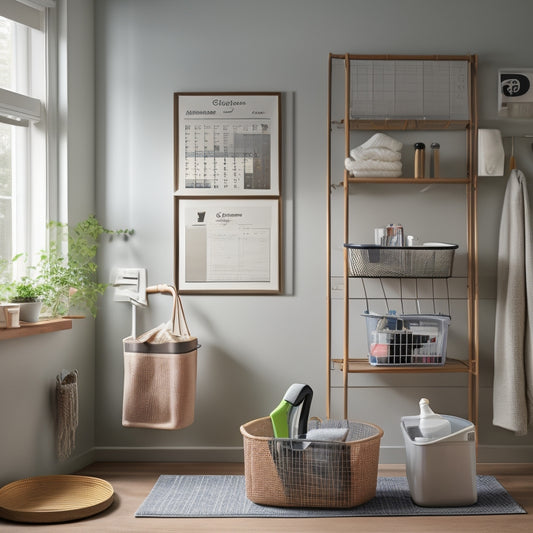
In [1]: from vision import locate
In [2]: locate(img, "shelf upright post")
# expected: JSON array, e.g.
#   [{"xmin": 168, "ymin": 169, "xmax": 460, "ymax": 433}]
[
  {"xmin": 326, "ymin": 53, "xmax": 333, "ymax": 419},
  {"xmin": 343, "ymin": 54, "xmax": 351, "ymax": 419},
  {"xmin": 466, "ymin": 55, "xmax": 480, "ymax": 428}
]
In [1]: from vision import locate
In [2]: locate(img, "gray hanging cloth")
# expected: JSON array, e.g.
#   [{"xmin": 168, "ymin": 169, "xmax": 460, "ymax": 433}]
[{"xmin": 493, "ymin": 169, "xmax": 533, "ymax": 435}]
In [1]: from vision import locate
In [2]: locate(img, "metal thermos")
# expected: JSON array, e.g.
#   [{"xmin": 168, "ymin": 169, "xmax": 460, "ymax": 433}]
[
  {"xmin": 414, "ymin": 142, "xmax": 425, "ymax": 178},
  {"xmin": 430, "ymin": 142, "xmax": 440, "ymax": 178}
]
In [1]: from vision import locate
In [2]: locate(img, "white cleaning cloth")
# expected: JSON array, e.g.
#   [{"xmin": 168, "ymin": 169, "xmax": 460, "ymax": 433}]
[
  {"xmin": 345, "ymin": 158, "xmax": 402, "ymax": 171},
  {"xmin": 345, "ymin": 167, "xmax": 402, "ymax": 178},
  {"xmin": 359, "ymin": 132, "xmax": 403, "ymax": 152},
  {"xmin": 350, "ymin": 146, "xmax": 402, "ymax": 161},
  {"xmin": 348, "ymin": 169, "xmax": 403, "ymax": 177},
  {"xmin": 345, "ymin": 132, "xmax": 403, "ymax": 177},
  {"xmin": 478, "ymin": 129, "xmax": 505, "ymax": 176}
]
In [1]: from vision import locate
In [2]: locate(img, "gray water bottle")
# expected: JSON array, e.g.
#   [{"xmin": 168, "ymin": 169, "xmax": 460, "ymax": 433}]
[{"xmin": 430, "ymin": 142, "xmax": 440, "ymax": 178}]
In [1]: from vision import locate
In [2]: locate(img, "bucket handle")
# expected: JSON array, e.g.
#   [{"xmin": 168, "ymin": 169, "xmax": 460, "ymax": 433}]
[{"xmin": 146, "ymin": 284, "xmax": 191, "ymax": 337}]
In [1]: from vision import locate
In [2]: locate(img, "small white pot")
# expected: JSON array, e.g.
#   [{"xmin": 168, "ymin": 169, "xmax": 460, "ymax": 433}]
[{"xmin": 18, "ymin": 301, "xmax": 43, "ymax": 323}]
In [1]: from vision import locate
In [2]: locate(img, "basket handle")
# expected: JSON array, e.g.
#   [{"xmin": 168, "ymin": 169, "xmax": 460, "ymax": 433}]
[{"xmin": 146, "ymin": 284, "xmax": 191, "ymax": 337}]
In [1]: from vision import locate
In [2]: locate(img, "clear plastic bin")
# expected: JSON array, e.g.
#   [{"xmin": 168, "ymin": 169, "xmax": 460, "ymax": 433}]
[
  {"xmin": 363, "ymin": 312, "xmax": 450, "ymax": 366},
  {"xmin": 401, "ymin": 414, "xmax": 477, "ymax": 506}
]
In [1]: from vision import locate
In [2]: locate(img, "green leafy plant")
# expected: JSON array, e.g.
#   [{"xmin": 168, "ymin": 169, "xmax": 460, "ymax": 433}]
[
  {"xmin": 0, "ymin": 255, "xmax": 38, "ymax": 302},
  {"xmin": 37, "ymin": 216, "xmax": 134, "ymax": 318},
  {"xmin": 0, "ymin": 216, "xmax": 134, "ymax": 318},
  {"xmin": 10, "ymin": 277, "xmax": 43, "ymax": 302}
]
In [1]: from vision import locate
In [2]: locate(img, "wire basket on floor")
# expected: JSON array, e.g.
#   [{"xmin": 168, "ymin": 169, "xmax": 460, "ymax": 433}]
[{"xmin": 240, "ymin": 416, "xmax": 383, "ymax": 508}]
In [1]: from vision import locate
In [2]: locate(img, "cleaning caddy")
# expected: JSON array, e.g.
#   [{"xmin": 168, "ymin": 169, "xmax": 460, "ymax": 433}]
[{"xmin": 240, "ymin": 384, "xmax": 383, "ymax": 508}]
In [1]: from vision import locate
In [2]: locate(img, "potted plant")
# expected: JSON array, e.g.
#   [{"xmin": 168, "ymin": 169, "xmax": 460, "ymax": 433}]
[
  {"xmin": 9, "ymin": 277, "xmax": 43, "ymax": 322},
  {"xmin": 0, "ymin": 216, "xmax": 134, "ymax": 320}
]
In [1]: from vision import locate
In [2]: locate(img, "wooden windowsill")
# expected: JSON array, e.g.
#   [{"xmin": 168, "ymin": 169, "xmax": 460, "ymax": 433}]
[{"xmin": 0, "ymin": 317, "xmax": 73, "ymax": 340}]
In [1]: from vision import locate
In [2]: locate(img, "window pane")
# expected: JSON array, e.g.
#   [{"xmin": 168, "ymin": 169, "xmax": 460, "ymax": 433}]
[
  {"xmin": 0, "ymin": 11, "xmax": 48, "ymax": 275},
  {"xmin": 0, "ymin": 122, "xmax": 11, "ymax": 196},
  {"xmin": 0, "ymin": 17, "xmax": 13, "ymax": 90},
  {"xmin": 0, "ymin": 121, "xmax": 12, "ymax": 264},
  {"xmin": 0, "ymin": 197, "xmax": 12, "ymax": 263},
  {"xmin": 0, "ymin": 18, "xmax": 14, "ymax": 267}
]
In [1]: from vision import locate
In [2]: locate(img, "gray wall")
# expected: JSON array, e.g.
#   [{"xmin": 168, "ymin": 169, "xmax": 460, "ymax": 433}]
[
  {"xmin": 2, "ymin": 0, "xmax": 533, "ymax": 486},
  {"xmin": 93, "ymin": 0, "xmax": 533, "ymax": 463}
]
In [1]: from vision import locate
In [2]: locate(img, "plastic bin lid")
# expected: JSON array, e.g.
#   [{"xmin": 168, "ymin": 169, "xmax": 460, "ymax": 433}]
[
  {"xmin": 401, "ymin": 414, "xmax": 475, "ymax": 445},
  {"xmin": 362, "ymin": 311, "xmax": 451, "ymax": 322}
]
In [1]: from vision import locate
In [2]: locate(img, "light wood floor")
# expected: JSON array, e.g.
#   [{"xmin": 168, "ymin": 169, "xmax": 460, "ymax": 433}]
[{"xmin": 0, "ymin": 462, "xmax": 531, "ymax": 532}]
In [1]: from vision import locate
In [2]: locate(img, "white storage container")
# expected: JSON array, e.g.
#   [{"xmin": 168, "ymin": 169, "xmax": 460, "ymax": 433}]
[
  {"xmin": 363, "ymin": 312, "xmax": 450, "ymax": 366},
  {"xmin": 401, "ymin": 414, "xmax": 477, "ymax": 507}
]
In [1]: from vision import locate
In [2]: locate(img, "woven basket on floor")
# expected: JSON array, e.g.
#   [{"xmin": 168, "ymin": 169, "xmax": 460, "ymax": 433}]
[
  {"xmin": 0, "ymin": 475, "xmax": 113, "ymax": 524},
  {"xmin": 240, "ymin": 416, "xmax": 383, "ymax": 508}
]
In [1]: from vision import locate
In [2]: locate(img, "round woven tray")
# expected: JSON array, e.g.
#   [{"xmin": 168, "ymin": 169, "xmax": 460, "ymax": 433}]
[{"xmin": 0, "ymin": 475, "xmax": 114, "ymax": 524}]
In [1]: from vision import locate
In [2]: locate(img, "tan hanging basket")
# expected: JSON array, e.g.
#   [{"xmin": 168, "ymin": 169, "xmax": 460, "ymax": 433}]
[{"xmin": 122, "ymin": 284, "xmax": 199, "ymax": 430}]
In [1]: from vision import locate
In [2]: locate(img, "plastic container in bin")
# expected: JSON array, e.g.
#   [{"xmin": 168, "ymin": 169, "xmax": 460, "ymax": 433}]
[
  {"xmin": 363, "ymin": 312, "xmax": 450, "ymax": 366},
  {"xmin": 344, "ymin": 243, "xmax": 458, "ymax": 278},
  {"xmin": 240, "ymin": 416, "xmax": 383, "ymax": 508},
  {"xmin": 401, "ymin": 414, "xmax": 477, "ymax": 506}
]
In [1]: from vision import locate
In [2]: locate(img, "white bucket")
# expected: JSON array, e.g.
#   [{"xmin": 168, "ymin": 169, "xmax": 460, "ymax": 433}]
[{"xmin": 401, "ymin": 414, "xmax": 477, "ymax": 507}]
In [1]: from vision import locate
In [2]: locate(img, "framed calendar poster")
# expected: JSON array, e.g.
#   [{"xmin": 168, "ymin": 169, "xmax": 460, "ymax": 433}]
[{"xmin": 174, "ymin": 92, "xmax": 281, "ymax": 196}]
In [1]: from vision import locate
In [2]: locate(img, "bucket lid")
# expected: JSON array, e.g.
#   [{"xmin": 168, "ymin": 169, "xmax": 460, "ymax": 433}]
[{"xmin": 401, "ymin": 414, "xmax": 475, "ymax": 445}]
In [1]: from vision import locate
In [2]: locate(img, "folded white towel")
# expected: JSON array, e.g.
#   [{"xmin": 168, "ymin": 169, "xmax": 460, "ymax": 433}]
[
  {"xmin": 360, "ymin": 132, "xmax": 403, "ymax": 152},
  {"xmin": 345, "ymin": 157, "xmax": 402, "ymax": 171},
  {"xmin": 350, "ymin": 146, "xmax": 402, "ymax": 161},
  {"xmin": 346, "ymin": 168, "xmax": 403, "ymax": 178}
]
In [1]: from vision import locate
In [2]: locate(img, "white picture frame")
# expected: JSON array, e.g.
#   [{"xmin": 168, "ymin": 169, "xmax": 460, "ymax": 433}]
[{"xmin": 176, "ymin": 198, "xmax": 281, "ymax": 294}]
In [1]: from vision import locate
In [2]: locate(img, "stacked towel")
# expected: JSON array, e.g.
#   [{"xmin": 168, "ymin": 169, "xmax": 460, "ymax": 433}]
[{"xmin": 345, "ymin": 133, "xmax": 403, "ymax": 177}]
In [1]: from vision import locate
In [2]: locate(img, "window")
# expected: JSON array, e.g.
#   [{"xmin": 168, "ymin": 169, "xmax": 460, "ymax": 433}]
[{"xmin": 0, "ymin": 0, "xmax": 54, "ymax": 279}]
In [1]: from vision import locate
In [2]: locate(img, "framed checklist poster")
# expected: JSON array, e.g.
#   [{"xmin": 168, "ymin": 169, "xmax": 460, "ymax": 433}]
[
  {"xmin": 176, "ymin": 198, "xmax": 281, "ymax": 293},
  {"xmin": 174, "ymin": 93, "xmax": 281, "ymax": 196}
]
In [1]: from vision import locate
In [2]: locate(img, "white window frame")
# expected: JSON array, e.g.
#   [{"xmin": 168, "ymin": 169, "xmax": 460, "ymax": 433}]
[{"xmin": 0, "ymin": 0, "xmax": 56, "ymax": 277}]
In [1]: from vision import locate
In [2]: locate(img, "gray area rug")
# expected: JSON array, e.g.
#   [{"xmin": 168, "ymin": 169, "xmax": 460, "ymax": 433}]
[{"xmin": 135, "ymin": 475, "xmax": 526, "ymax": 518}]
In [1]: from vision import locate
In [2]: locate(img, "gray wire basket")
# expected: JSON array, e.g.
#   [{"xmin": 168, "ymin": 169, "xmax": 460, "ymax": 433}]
[{"xmin": 344, "ymin": 243, "xmax": 458, "ymax": 278}]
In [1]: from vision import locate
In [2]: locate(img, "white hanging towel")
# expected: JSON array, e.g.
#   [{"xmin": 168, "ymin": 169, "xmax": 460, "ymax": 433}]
[{"xmin": 493, "ymin": 169, "xmax": 533, "ymax": 435}]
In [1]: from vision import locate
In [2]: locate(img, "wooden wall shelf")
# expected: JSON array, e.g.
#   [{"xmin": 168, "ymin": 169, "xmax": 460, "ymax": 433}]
[
  {"xmin": 331, "ymin": 358, "xmax": 471, "ymax": 373},
  {"xmin": 347, "ymin": 119, "xmax": 470, "ymax": 131},
  {"xmin": 347, "ymin": 177, "xmax": 469, "ymax": 184},
  {"xmin": 0, "ymin": 318, "xmax": 73, "ymax": 341}
]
